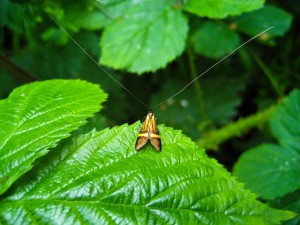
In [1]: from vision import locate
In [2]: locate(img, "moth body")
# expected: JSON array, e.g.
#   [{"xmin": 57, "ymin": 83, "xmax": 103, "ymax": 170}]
[{"xmin": 135, "ymin": 111, "xmax": 161, "ymax": 151}]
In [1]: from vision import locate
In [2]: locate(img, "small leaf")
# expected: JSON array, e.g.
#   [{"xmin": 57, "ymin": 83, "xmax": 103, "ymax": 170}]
[
  {"xmin": 184, "ymin": 0, "xmax": 264, "ymax": 19},
  {"xmin": 191, "ymin": 21, "xmax": 240, "ymax": 59},
  {"xmin": 233, "ymin": 89, "xmax": 300, "ymax": 199},
  {"xmin": 100, "ymin": 0, "xmax": 188, "ymax": 74},
  {"xmin": 232, "ymin": 5, "xmax": 292, "ymax": 37},
  {"xmin": 0, "ymin": 124, "xmax": 294, "ymax": 224},
  {"xmin": 233, "ymin": 144, "xmax": 300, "ymax": 199},
  {"xmin": 45, "ymin": 3, "xmax": 106, "ymax": 31},
  {"xmin": 0, "ymin": 79, "xmax": 107, "ymax": 195}
]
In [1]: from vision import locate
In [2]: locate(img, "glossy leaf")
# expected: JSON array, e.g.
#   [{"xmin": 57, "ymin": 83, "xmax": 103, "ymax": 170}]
[
  {"xmin": 0, "ymin": 79, "xmax": 107, "ymax": 195},
  {"xmin": 233, "ymin": 90, "xmax": 300, "ymax": 199},
  {"xmin": 184, "ymin": 0, "xmax": 264, "ymax": 19},
  {"xmin": 100, "ymin": 0, "xmax": 188, "ymax": 74},
  {"xmin": 0, "ymin": 123, "xmax": 294, "ymax": 224}
]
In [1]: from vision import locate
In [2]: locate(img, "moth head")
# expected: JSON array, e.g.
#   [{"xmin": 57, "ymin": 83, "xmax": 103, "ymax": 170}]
[{"xmin": 148, "ymin": 110, "xmax": 154, "ymax": 118}]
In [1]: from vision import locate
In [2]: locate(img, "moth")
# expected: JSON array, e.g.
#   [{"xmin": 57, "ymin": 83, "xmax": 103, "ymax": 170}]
[{"xmin": 135, "ymin": 110, "xmax": 161, "ymax": 151}]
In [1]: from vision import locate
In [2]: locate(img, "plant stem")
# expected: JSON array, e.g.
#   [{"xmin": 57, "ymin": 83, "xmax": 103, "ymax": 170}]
[
  {"xmin": 197, "ymin": 105, "xmax": 275, "ymax": 150},
  {"xmin": 186, "ymin": 46, "xmax": 209, "ymax": 121},
  {"xmin": 252, "ymin": 53, "xmax": 283, "ymax": 97}
]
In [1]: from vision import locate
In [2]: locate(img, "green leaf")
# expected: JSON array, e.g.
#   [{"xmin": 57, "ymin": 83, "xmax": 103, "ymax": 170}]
[
  {"xmin": 0, "ymin": 79, "xmax": 107, "ymax": 195},
  {"xmin": 100, "ymin": 0, "xmax": 188, "ymax": 74},
  {"xmin": 232, "ymin": 5, "xmax": 292, "ymax": 37},
  {"xmin": 45, "ymin": 2, "xmax": 105, "ymax": 32},
  {"xmin": 270, "ymin": 90, "xmax": 300, "ymax": 144},
  {"xmin": 191, "ymin": 21, "xmax": 240, "ymax": 59},
  {"xmin": 269, "ymin": 191, "xmax": 300, "ymax": 225},
  {"xmin": 233, "ymin": 144, "xmax": 300, "ymax": 199},
  {"xmin": 0, "ymin": 124, "xmax": 294, "ymax": 224},
  {"xmin": 45, "ymin": 0, "xmax": 136, "ymax": 31},
  {"xmin": 233, "ymin": 89, "xmax": 300, "ymax": 199},
  {"xmin": 184, "ymin": 0, "xmax": 264, "ymax": 19}
]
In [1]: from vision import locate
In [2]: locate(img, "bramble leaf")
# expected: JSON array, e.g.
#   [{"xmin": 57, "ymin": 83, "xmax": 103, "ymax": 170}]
[
  {"xmin": 191, "ymin": 21, "xmax": 240, "ymax": 59},
  {"xmin": 0, "ymin": 124, "xmax": 294, "ymax": 224},
  {"xmin": 232, "ymin": 5, "xmax": 292, "ymax": 37},
  {"xmin": 100, "ymin": 0, "xmax": 188, "ymax": 74},
  {"xmin": 0, "ymin": 79, "xmax": 107, "ymax": 195},
  {"xmin": 184, "ymin": 0, "xmax": 264, "ymax": 19},
  {"xmin": 233, "ymin": 90, "xmax": 300, "ymax": 199}
]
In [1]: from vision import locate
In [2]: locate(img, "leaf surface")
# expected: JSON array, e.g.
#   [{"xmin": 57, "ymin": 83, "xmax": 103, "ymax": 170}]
[
  {"xmin": 232, "ymin": 5, "xmax": 292, "ymax": 37},
  {"xmin": 184, "ymin": 0, "xmax": 264, "ymax": 19},
  {"xmin": 233, "ymin": 90, "xmax": 300, "ymax": 199},
  {"xmin": 270, "ymin": 191, "xmax": 300, "ymax": 225},
  {"xmin": 191, "ymin": 21, "xmax": 240, "ymax": 59},
  {"xmin": 100, "ymin": 0, "xmax": 188, "ymax": 74},
  {"xmin": 0, "ymin": 79, "xmax": 107, "ymax": 195},
  {"xmin": 0, "ymin": 124, "xmax": 294, "ymax": 224}
]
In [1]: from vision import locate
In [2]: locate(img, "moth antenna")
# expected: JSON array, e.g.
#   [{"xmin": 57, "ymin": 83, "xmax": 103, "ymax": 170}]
[
  {"xmin": 152, "ymin": 26, "xmax": 275, "ymax": 109},
  {"xmin": 44, "ymin": 9, "xmax": 149, "ymax": 109},
  {"xmin": 45, "ymin": 7, "xmax": 274, "ymax": 111}
]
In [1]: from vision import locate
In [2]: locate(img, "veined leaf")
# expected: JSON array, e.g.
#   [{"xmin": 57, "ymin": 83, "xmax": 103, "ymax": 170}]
[
  {"xmin": 100, "ymin": 0, "xmax": 188, "ymax": 74},
  {"xmin": 0, "ymin": 124, "xmax": 294, "ymax": 224},
  {"xmin": 233, "ymin": 89, "xmax": 300, "ymax": 199},
  {"xmin": 184, "ymin": 0, "xmax": 264, "ymax": 19},
  {"xmin": 0, "ymin": 79, "xmax": 107, "ymax": 195}
]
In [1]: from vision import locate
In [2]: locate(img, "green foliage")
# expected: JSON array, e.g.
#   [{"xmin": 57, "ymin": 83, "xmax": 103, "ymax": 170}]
[
  {"xmin": 0, "ymin": 83, "xmax": 295, "ymax": 223},
  {"xmin": 100, "ymin": 0, "xmax": 188, "ymax": 74},
  {"xmin": 0, "ymin": 0, "xmax": 299, "ymax": 224},
  {"xmin": 232, "ymin": 5, "xmax": 293, "ymax": 37},
  {"xmin": 269, "ymin": 191, "xmax": 300, "ymax": 225},
  {"xmin": 184, "ymin": 0, "xmax": 265, "ymax": 18},
  {"xmin": 0, "ymin": 80, "xmax": 107, "ymax": 195},
  {"xmin": 191, "ymin": 21, "xmax": 241, "ymax": 59},
  {"xmin": 150, "ymin": 73, "xmax": 246, "ymax": 139},
  {"xmin": 233, "ymin": 90, "xmax": 300, "ymax": 200},
  {"xmin": 41, "ymin": 1, "xmax": 291, "ymax": 74}
]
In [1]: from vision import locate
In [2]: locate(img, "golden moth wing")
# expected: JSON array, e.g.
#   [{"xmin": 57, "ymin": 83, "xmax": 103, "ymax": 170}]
[
  {"xmin": 150, "ymin": 137, "xmax": 161, "ymax": 152},
  {"xmin": 135, "ymin": 135, "xmax": 148, "ymax": 150}
]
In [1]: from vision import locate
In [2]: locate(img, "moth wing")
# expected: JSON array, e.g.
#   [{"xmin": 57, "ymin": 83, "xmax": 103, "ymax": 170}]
[
  {"xmin": 135, "ymin": 136, "xmax": 148, "ymax": 150},
  {"xmin": 150, "ymin": 137, "xmax": 161, "ymax": 152}
]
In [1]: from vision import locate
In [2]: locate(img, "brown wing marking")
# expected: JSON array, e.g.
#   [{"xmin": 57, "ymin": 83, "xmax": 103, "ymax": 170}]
[
  {"xmin": 150, "ymin": 135, "xmax": 161, "ymax": 151},
  {"xmin": 135, "ymin": 133, "xmax": 148, "ymax": 150}
]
